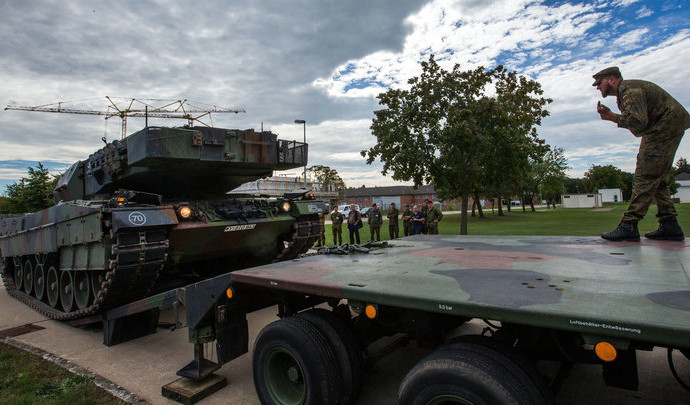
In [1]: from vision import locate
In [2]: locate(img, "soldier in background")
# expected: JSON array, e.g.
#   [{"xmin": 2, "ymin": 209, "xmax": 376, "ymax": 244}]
[
  {"xmin": 594, "ymin": 66, "xmax": 689, "ymax": 241},
  {"xmin": 368, "ymin": 203, "xmax": 383, "ymax": 241},
  {"xmin": 387, "ymin": 202, "xmax": 400, "ymax": 239},
  {"xmin": 425, "ymin": 200, "xmax": 443, "ymax": 234},
  {"xmin": 421, "ymin": 201, "xmax": 429, "ymax": 234},
  {"xmin": 316, "ymin": 212, "xmax": 326, "ymax": 246},
  {"xmin": 402, "ymin": 204, "xmax": 412, "ymax": 236},
  {"xmin": 330, "ymin": 205, "xmax": 344, "ymax": 245}
]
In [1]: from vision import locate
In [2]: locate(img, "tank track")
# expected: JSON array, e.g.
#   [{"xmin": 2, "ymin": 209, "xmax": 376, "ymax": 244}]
[
  {"xmin": 275, "ymin": 214, "xmax": 322, "ymax": 261},
  {"xmin": 0, "ymin": 226, "xmax": 169, "ymax": 321}
]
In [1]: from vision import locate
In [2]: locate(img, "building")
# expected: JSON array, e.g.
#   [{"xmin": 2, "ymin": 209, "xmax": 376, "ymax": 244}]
[
  {"xmin": 341, "ymin": 185, "xmax": 479, "ymax": 209},
  {"xmin": 673, "ymin": 172, "xmax": 690, "ymax": 203},
  {"xmin": 561, "ymin": 193, "xmax": 603, "ymax": 208},
  {"xmin": 598, "ymin": 188, "xmax": 623, "ymax": 203}
]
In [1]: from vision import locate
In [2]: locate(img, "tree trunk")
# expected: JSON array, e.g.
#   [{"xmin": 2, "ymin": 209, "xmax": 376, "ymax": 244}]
[
  {"xmin": 474, "ymin": 192, "xmax": 484, "ymax": 218},
  {"xmin": 471, "ymin": 198, "xmax": 476, "ymax": 217},
  {"xmin": 529, "ymin": 199, "xmax": 535, "ymax": 212},
  {"xmin": 497, "ymin": 196, "xmax": 504, "ymax": 216},
  {"xmin": 460, "ymin": 192, "xmax": 469, "ymax": 235}
]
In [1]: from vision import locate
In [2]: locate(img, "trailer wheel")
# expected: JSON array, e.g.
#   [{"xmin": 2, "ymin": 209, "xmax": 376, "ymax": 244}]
[
  {"xmin": 438, "ymin": 336, "xmax": 553, "ymax": 404},
  {"xmin": 253, "ymin": 316, "xmax": 342, "ymax": 405},
  {"xmin": 397, "ymin": 341, "xmax": 548, "ymax": 405},
  {"xmin": 297, "ymin": 308, "xmax": 366, "ymax": 404}
]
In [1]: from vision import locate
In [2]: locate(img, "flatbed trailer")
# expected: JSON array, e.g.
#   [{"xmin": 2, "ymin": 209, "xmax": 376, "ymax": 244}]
[{"xmin": 111, "ymin": 235, "xmax": 690, "ymax": 404}]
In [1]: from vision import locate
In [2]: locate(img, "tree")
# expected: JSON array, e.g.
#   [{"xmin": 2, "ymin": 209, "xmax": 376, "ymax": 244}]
[
  {"xmin": 521, "ymin": 146, "xmax": 568, "ymax": 211},
  {"xmin": 565, "ymin": 177, "xmax": 585, "ymax": 194},
  {"xmin": 2, "ymin": 163, "xmax": 56, "ymax": 214},
  {"xmin": 307, "ymin": 165, "xmax": 345, "ymax": 201},
  {"xmin": 675, "ymin": 157, "xmax": 690, "ymax": 174},
  {"xmin": 582, "ymin": 165, "xmax": 626, "ymax": 193},
  {"xmin": 363, "ymin": 55, "xmax": 551, "ymax": 234}
]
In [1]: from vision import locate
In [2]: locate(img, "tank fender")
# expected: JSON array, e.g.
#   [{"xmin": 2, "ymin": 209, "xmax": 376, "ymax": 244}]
[
  {"xmin": 291, "ymin": 200, "xmax": 327, "ymax": 216},
  {"xmin": 111, "ymin": 207, "xmax": 178, "ymax": 232}
]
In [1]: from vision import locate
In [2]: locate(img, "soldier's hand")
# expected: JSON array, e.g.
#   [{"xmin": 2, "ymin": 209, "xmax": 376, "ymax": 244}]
[{"xmin": 597, "ymin": 101, "xmax": 616, "ymax": 121}]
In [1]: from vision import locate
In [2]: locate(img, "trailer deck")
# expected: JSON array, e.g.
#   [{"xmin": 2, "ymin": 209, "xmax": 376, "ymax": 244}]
[{"xmin": 230, "ymin": 235, "xmax": 690, "ymax": 348}]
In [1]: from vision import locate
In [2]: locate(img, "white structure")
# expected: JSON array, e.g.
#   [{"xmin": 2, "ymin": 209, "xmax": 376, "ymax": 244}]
[
  {"xmin": 561, "ymin": 193, "xmax": 603, "ymax": 208},
  {"xmin": 598, "ymin": 188, "xmax": 623, "ymax": 203},
  {"xmin": 673, "ymin": 173, "xmax": 690, "ymax": 202}
]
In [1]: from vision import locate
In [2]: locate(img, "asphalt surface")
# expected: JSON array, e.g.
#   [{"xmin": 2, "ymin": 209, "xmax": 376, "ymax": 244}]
[{"xmin": 1, "ymin": 282, "xmax": 689, "ymax": 404}]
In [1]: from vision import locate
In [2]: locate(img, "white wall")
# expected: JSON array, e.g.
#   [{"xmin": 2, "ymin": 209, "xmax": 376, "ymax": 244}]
[
  {"xmin": 561, "ymin": 193, "xmax": 603, "ymax": 208},
  {"xmin": 598, "ymin": 188, "xmax": 623, "ymax": 203}
]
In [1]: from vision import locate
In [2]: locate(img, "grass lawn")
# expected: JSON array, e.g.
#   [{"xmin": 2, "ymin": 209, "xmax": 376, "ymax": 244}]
[{"xmin": 322, "ymin": 203, "xmax": 690, "ymax": 244}]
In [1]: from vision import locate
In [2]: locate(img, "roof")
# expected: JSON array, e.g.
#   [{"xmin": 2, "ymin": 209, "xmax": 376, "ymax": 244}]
[
  {"xmin": 344, "ymin": 184, "xmax": 436, "ymax": 198},
  {"xmin": 676, "ymin": 172, "xmax": 690, "ymax": 181}
]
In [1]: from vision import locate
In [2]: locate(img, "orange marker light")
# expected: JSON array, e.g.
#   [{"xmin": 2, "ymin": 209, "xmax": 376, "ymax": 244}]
[
  {"xmin": 179, "ymin": 206, "xmax": 192, "ymax": 219},
  {"xmin": 226, "ymin": 288, "xmax": 234, "ymax": 299},
  {"xmin": 365, "ymin": 304, "xmax": 378, "ymax": 319},
  {"xmin": 595, "ymin": 341, "xmax": 617, "ymax": 362}
]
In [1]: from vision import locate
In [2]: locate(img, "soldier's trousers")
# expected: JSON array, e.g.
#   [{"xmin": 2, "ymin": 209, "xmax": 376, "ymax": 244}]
[
  {"xmin": 370, "ymin": 226, "xmax": 381, "ymax": 241},
  {"xmin": 403, "ymin": 224, "xmax": 411, "ymax": 237},
  {"xmin": 427, "ymin": 223, "xmax": 438, "ymax": 234},
  {"xmin": 622, "ymin": 133, "xmax": 683, "ymax": 223},
  {"xmin": 332, "ymin": 228, "xmax": 342, "ymax": 245},
  {"xmin": 389, "ymin": 224, "xmax": 399, "ymax": 239}
]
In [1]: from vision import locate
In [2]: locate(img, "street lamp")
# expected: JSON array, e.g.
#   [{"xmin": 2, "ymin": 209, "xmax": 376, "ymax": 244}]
[{"xmin": 294, "ymin": 119, "xmax": 307, "ymax": 185}]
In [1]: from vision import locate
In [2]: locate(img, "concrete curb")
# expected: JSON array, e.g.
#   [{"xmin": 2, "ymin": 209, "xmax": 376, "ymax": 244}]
[{"xmin": 0, "ymin": 335, "xmax": 150, "ymax": 405}]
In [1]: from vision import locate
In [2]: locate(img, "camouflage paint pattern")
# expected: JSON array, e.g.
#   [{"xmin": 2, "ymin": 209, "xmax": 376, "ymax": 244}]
[{"xmin": 230, "ymin": 235, "xmax": 690, "ymax": 349}]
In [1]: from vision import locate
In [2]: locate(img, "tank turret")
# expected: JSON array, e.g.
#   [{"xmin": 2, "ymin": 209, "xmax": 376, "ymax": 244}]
[{"xmin": 53, "ymin": 126, "xmax": 308, "ymax": 202}]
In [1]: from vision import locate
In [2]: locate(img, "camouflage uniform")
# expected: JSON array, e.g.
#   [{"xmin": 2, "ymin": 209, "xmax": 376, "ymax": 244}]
[
  {"xmin": 615, "ymin": 80, "xmax": 690, "ymax": 223},
  {"xmin": 316, "ymin": 212, "xmax": 326, "ymax": 246},
  {"xmin": 330, "ymin": 210, "xmax": 344, "ymax": 245},
  {"xmin": 402, "ymin": 206, "xmax": 412, "ymax": 236},
  {"xmin": 426, "ymin": 204, "xmax": 443, "ymax": 235},
  {"xmin": 387, "ymin": 204, "xmax": 400, "ymax": 239},
  {"xmin": 368, "ymin": 206, "xmax": 383, "ymax": 241},
  {"xmin": 421, "ymin": 203, "xmax": 429, "ymax": 234}
]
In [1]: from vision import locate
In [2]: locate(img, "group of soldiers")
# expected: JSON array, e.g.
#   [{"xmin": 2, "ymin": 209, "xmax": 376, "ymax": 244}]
[{"xmin": 315, "ymin": 200, "xmax": 444, "ymax": 247}]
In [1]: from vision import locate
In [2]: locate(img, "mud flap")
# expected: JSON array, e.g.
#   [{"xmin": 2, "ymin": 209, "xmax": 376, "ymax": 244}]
[
  {"xmin": 602, "ymin": 349, "xmax": 638, "ymax": 390},
  {"xmin": 215, "ymin": 305, "xmax": 248, "ymax": 365}
]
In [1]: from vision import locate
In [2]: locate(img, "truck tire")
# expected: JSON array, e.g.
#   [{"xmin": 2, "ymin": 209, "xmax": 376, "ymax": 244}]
[
  {"xmin": 396, "ymin": 341, "xmax": 547, "ymax": 405},
  {"xmin": 438, "ymin": 335, "xmax": 553, "ymax": 404},
  {"xmin": 297, "ymin": 308, "xmax": 366, "ymax": 404},
  {"xmin": 253, "ymin": 316, "xmax": 342, "ymax": 405}
]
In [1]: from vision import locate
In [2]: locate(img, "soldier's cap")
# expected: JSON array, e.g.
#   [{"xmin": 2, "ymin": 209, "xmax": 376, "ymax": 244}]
[{"xmin": 592, "ymin": 66, "xmax": 621, "ymax": 86}]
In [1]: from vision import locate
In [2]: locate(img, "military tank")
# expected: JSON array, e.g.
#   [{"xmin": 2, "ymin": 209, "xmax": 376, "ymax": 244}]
[{"xmin": 0, "ymin": 126, "xmax": 326, "ymax": 320}]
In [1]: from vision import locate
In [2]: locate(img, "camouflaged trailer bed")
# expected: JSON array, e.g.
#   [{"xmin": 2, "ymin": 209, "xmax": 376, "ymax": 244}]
[{"xmin": 229, "ymin": 235, "xmax": 690, "ymax": 349}]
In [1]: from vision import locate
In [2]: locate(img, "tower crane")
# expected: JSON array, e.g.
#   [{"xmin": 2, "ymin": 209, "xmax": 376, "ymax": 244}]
[{"xmin": 5, "ymin": 97, "xmax": 246, "ymax": 139}]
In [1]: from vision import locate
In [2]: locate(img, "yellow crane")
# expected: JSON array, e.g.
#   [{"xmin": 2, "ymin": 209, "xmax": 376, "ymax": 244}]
[{"xmin": 5, "ymin": 97, "xmax": 246, "ymax": 139}]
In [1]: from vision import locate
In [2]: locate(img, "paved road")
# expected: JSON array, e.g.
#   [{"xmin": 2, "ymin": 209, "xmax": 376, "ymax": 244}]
[{"xmin": 1, "ymin": 283, "xmax": 689, "ymax": 404}]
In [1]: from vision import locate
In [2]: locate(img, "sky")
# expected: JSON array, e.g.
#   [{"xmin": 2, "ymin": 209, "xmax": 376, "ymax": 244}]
[{"xmin": 1, "ymin": 0, "xmax": 689, "ymax": 194}]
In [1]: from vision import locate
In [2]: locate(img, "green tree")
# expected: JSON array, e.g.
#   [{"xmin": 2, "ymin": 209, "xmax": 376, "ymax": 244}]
[
  {"xmin": 675, "ymin": 157, "xmax": 690, "ymax": 174},
  {"xmin": 308, "ymin": 165, "xmax": 345, "ymax": 201},
  {"xmin": 3, "ymin": 163, "xmax": 56, "ymax": 214},
  {"xmin": 363, "ymin": 55, "xmax": 551, "ymax": 234},
  {"xmin": 582, "ymin": 165, "xmax": 626, "ymax": 193},
  {"xmin": 565, "ymin": 177, "xmax": 585, "ymax": 194}
]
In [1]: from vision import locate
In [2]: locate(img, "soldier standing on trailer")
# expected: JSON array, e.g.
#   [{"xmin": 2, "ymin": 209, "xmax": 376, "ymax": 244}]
[{"xmin": 387, "ymin": 202, "xmax": 400, "ymax": 239}]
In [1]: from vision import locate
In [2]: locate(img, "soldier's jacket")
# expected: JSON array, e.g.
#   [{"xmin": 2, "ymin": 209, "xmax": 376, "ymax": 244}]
[
  {"xmin": 402, "ymin": 208, "xmax": 412, "ymax": 225},
  {"xmin": 331, "ymin": 211, "xmax": 344, "ymax": 229},
  {"xmin": 368, "ymin": 208, "xmax": 383, "ymax": 227},
  {"xmin": 387, "ymin": 208, "xmax": 399, "ymax": 223},
  {"xmin": 617, "ymin": 80, "xmax": 690, "ymax": 141},
  {"xmin": 427, "ymin": 206, "xmax": 443, "ymax": 222}
]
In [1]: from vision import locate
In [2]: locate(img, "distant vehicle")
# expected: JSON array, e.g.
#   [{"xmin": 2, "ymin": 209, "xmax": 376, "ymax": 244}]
[
  {"xmin": 333, "ymin": 204, "xmax": 360, "ymax": 218},
  {"xmin": 360, "ymin": 207, "xmax": 372, "ymax": 217}
]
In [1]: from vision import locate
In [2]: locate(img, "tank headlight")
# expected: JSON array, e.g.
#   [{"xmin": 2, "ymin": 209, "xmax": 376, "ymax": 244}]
[
  {"xmin": 178, "ymin": 206, "xmax": 192, "ymax": 219},
  {"xmin": 282, "ymin": 202, "xmax": 291, "ymax": 212}
]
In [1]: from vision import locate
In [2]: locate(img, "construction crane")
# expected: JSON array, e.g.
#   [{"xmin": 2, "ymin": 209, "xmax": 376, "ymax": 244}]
[{"xmin": 5, "ymin": 97, "xmax": 246, "ymax": 139}]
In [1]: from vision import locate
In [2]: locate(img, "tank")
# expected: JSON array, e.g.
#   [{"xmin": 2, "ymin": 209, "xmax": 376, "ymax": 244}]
[{"xmin": 0, "ymin": 126, "xmax": 326, "ymax": 320}]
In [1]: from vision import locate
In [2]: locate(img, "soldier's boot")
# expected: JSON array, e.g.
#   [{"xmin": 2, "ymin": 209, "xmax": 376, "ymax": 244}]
[
  {"xmin": 644, "ymin": 217, "xmax": 685, "ymax": 241},
  {"xmin": 601, "ymin": 221, "xmax": 640, "ymax": 242}
]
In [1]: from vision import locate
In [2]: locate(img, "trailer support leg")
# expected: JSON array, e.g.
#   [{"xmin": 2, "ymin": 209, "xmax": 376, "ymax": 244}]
[{"xmin": 177, "ymin": 343, "xmax": 221, "ymax": 380}]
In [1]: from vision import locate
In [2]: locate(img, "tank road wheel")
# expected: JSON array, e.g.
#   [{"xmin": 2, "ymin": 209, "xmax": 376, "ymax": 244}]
[
  {"xmin": 22, "ymin": 258, "xmax": 34, "ymax": 296},
  {"xmin": 90, "ymin": 270, "xmax": 105, "ymax": 299},
  {"xmin": 396, "ymin": 341, "xmax": 553, "ymax": 405},
  {"xmin": 253, "ymin": 317, "xmax": 342, "ymax": 405},
  {"xmin": 74, "ymin": 271, "xmax": 91, "ymax": 310},
  {"xmin": 14, "ymin": 258, "xmax": 24, "ymax": 291},
  {"xmin": 59, "ymin": 270, "xmax": 74, "ymax": 313},
  {"xmin": 46, "ymin": 265, "xmax": 59, "ymax": 308},
  {"xmin": 33, "ymin": 261, "xmax": 46, "ymax": 301}
]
